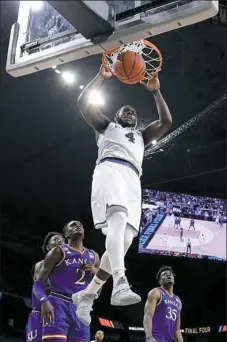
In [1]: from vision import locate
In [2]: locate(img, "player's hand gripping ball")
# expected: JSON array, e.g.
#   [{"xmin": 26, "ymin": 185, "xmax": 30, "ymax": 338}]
[
  {"xmin": 140, "ymin": 72, "xmax": 160, "ymax": 91},
  {"xmin": 99, "ymin": 65, "xmax": 112, "ymax": 79}
]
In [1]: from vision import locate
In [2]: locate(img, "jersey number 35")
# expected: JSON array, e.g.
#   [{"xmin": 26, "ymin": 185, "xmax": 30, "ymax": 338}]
[{"xmin": 166, "ymin": 307, "xmax": 177, "ymax": 321}]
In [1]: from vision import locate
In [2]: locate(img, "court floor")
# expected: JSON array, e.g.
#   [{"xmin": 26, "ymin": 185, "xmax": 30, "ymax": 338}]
[{"xmin": 146, "ymin": 216, "xmax": 226, "ymax": 259}]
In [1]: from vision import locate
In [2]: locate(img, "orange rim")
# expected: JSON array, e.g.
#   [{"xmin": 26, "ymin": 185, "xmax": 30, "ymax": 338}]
[
  {"xmin": 143, "ymin": 39, "xmax": 163, "ymax": 71},
  {"xmin": 102, "ymin": 39, "xmax": 163, "ymax": 75}
]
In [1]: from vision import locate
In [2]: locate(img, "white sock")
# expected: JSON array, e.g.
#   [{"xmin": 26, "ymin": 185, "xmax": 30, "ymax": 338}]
[
  {"xmin": 112, "ymin": 269, "xmax": 125, "ymax": 286},
  {"xmin": 85, "ymin": 275, "xmax": 106, "ymax": 295},
  {"xmin": 111, "ymin": 227, "xmax": 135, "ymax": 286},
  {"xmin": 105, "ymin": 210, "xmax": 127, "ymax": 287}
]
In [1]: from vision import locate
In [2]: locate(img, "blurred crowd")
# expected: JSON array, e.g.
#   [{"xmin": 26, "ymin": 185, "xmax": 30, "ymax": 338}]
[{"xmin": 141, "ymin": 189, "xmax": 226, "ymax": 226}]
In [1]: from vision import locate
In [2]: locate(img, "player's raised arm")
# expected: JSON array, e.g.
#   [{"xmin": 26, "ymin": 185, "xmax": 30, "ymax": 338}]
[
  {"xmin": 140, "ymin": 72, "xmax": 172, "ymax": 148},
  {"xmin": 33, "ymin": 247, "xmax": 63, "ymax": 323},
  {"xmin": 77, "ymin": 66, "xmax": 111, "ymax": 133},
  {"xmin": 175, "ymin": 303, "xmax": 184, "ymax": 342},
  {"xmin": 143, "ymin": 288, "xmax": 161, "ymax": 342},
  {"xmin": 32, "ymin": 261, "xmax": 44, "ymax": 280}
]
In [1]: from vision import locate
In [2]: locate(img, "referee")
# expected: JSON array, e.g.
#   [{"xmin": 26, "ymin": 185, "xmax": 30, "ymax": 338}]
[{"xmin": 186, "ymin": 238, "xmax": 192, "ymax": 254}]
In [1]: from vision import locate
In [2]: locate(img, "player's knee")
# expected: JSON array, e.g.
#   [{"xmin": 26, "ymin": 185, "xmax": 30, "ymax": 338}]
[{"xmin": 106, "ymin": 205, "xmax": 127, "ymax": 222}]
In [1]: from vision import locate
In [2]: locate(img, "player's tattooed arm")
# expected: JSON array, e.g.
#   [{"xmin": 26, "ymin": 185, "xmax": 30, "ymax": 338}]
[
  {"xmin": 33, "ymin": 247, "xmax": 63, "ymax": 324},
  {"xmin": 175, "ymin": 302, "xmax": 184, "ymax": 342},
  {"xmin": 32, "ymin": 261, "xmax": 44, "ymax": 280},
  {"xmin": 143, "ymin": 288, "xmax": 161, "ymax": 342},
  {"xmin": 36, "ymin": 247, "xmax": 63, "ymax": 282},
  {"xmin": 140, "ymin": 72, "xmax": 172, "ymax": 148},
  {"xmin": 77, "ymin": 66, "xmax": 111, "ymax": 133}
]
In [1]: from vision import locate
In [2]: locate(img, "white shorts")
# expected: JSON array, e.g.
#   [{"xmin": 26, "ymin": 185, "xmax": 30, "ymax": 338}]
[{"xmin": 91, "ymin": 161, "xmax": 142, "ymax": 235}]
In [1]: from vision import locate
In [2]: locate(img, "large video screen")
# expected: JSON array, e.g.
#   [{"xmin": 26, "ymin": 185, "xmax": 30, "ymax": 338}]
[{"xmin": 139, "ymin": 190, "xmax": 226, "ymax": 261}]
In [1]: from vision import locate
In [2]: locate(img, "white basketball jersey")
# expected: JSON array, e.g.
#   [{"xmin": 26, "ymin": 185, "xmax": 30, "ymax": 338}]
[{"xmin": 96, "ymin": 122, "xmax": 144, "ymax": 176}]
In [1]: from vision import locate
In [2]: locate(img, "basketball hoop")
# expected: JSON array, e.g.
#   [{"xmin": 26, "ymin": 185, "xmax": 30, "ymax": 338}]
[{"xmin": 102, "ymin": 39, "xmax": 163, "ymax": 80}]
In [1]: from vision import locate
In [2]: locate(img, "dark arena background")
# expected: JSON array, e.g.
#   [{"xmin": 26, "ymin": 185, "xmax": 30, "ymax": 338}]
[{"xmin": 0, "ymin": 1, "xmax": 226, "ymax": 342}]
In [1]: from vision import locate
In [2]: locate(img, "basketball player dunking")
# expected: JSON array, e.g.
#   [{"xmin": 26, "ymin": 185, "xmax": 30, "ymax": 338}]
[
  {"xmin": 33, "ymin": 221, "xmax": 99, "ymax": 342},
  {"xmin": 143, "ymin": 266, "xmax": 183, "ymax": 342},
  {"xmin": 73, "ymin": 66, "xmax": 172, "ymax": 325},
  {"xmin": 26, "ymin": 232, "xmax": 65, "ymax": 342}
]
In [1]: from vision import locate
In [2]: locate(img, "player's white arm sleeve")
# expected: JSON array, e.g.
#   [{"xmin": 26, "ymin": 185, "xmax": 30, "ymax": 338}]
[{"xmin": 143, "ymin": 289, "xmax": 160, "ymax": 338}]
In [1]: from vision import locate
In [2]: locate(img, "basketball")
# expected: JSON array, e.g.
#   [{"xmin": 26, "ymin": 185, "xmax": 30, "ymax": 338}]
[{"xmin": 113, "ymin": 51, "xmax": 146, "ymax": 84}]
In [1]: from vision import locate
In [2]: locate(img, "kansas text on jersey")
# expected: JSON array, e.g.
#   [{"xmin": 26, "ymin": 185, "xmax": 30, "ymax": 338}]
[{"xmin": 49, "ymin": 244, "xmax": 96, "ymax": 295}]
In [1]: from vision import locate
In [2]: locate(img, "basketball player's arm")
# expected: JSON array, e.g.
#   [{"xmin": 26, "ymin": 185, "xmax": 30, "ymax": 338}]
[
  {"xmin": 143, "ymin": 288, "xmax": 161, "ymax": 341},
  {"xmin": 33, "ymin": 247, "xmax": 63, "ymax": 323},
  {"xmin": 174, "ymin": 302, "xmax": 184, "ymax": 342},
  {"xmin": 141, "ymin": 90, "xmax": 172, "ymax": 147},
  {"xmin": 83, "ymin": 251, "xmax": 100, "ymax": 274},
  {"xmin": 140, "ymin": 73, "xmax": 172, "ymax": 148},
  {"xmin": 33, "ymin": 247, "xmax": 63, "ymax": 303},
  {"xmin": 92, "ymin": 252, "xmax": 105, "ymax": 296},
  {"xmin": 93, "ymin": 251, "xmax": 100, "ymax": 274},
  {"xmin": 77, "ymin": 73, "xmax": 111, "ymax": 133},
  {"xmin": 32, "ymin": 261, "xmax": 44, "ymax": 280}
]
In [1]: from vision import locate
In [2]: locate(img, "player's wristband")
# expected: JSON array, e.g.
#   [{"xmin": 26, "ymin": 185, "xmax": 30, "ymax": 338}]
[{"xmin": 33, "ymin": 280, "xmax": 49, "ymax": 304}]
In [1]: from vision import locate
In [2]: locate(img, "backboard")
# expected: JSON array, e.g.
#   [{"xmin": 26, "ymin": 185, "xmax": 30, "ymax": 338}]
[{"xmin": 6, "ymin": 1, "xmax": 219, "ymax": 77}]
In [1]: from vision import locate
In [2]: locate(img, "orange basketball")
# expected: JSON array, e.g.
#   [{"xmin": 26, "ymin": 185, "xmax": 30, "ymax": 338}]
[{"xmin": 113, "ymin": 51, "xmax": 146, "ymax": 84}]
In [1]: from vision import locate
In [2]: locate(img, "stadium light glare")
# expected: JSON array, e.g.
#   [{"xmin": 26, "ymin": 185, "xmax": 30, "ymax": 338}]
[
  {"xmin": 22, "ymin": 1, "xmax": 44, "ymax": 11},
  {"xmin": 55, "ymin": 69, "xmax": 61, "ymax": 74},
  {"xmin": 62, "ymin": 71, "xmax": 75, "ymax": 84},
  {"xmin": 79, "ymin": 85, "xmax": 84, "ymax": 90},
  {"xmin": 88, "ymin": 90, "xmax": 104, "ymax": 106},
  {"xmin": 152, "ymin": 140, "xmax": 157, "ymax": 145},
  {"xmin": 52, "ymin": 66, "xmax": 57, "ymax": 69}
]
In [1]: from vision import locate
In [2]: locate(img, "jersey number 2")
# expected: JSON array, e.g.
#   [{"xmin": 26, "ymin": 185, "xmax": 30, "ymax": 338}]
[
  {"xmin": 75, "ymin": 269, "xmax": 86, "ymax": 285},
  {"xmin": 125, "ymin": 132, "xmax": 135, "ymax": 144}
]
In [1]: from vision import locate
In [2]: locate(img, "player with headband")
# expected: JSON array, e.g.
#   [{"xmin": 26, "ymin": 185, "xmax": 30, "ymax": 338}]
[{"xmin": 73, "ymin": 66, "xmax": 172, "ymax": 326}]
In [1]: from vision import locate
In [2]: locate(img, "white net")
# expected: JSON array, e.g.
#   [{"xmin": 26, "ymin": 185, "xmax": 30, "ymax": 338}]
[{"xmin": 103, "ymin": 40, "xmax": 162, "ymax": 79}]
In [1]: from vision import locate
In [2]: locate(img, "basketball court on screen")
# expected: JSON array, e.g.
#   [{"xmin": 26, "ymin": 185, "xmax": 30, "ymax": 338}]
[{"xmin": 145, "ymin": 216, "xmax": 226, "ymax": 259}]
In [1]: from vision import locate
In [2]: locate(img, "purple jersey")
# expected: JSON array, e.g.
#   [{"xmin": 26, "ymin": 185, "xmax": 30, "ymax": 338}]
[
  {"xmin": 49, "ymin": 244, "xmax": 96, "ymax": 294},
  {"xmin": 152, "ymin": 288, "xmax": 181, "ymax": 342}
]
